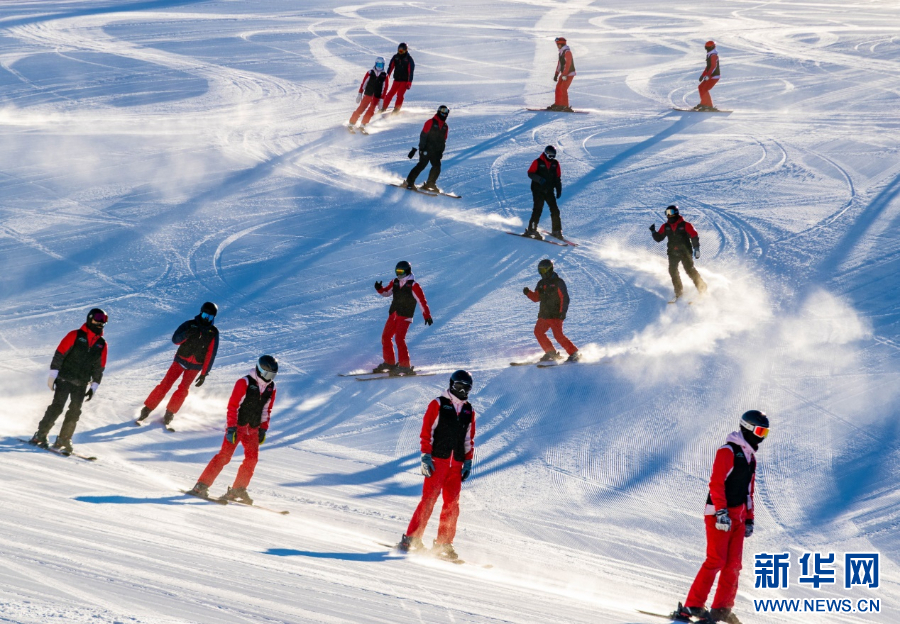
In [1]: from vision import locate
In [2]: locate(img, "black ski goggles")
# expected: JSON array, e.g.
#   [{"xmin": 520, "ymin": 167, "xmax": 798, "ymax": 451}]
[
  {"xmin": 90, "ymin": 313, "xmax": 108, "ymax": 325},
  {"xmin": 451, "ymin": 381, "xmax": 472, "ymax": 395},
  {"xmin": 437, "ymin": 106, "xmax": 449, "ymax": 118}
]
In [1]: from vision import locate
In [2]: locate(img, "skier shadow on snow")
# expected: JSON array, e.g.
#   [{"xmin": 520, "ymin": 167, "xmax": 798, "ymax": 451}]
[
  {"xmin": 76, "ymin": 421, "xmax": 147, "ymax": 444},
  {"xmin": 74, "ymin": 494, "xmax": 192, "ymax": 506},
  {"xmin": 263, "ymin": 548, "xmax": 398, "ymax": 562},
  {"xmin": 281, "ymin": 452, "xmax": 422, "ymax": 499},
  {"xmin": 441, "ymin": 115, "xmax": 547, "ymax": 167}
]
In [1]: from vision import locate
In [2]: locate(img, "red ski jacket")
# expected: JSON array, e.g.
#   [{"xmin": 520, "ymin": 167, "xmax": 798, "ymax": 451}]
[
  {"xmin": 226, "ymin": 371, "xmax": 276, "ymax": 430},
  {"xmin": 555, "ymin": 45, "xmax": 576, "ymax": 77},
  {"xmin": 51, "ymin": 324, "xmax": 107, "ymax": 385},
  {"xmin": 705, "ymin": 431, "xmax": 756, "ymax": 519},
  {"xmin": 376, "ymin": 275, "xmax": 432, "ymax": 320},
  {"xmin": 420, "ymin": 391, "xmax": 476, "ymax": 461}
]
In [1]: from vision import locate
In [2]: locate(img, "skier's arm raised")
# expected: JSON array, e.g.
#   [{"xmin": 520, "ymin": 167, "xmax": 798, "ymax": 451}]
[
  {"xmin": 523, "ymin": 284, "xmax": 541, "ymax": 302},
  {"xmin": 375, "ymin": 280, "xmax": 393, "ymax": 297},
  {"xmin": 650, "ymin": 223, "xmax": 667, "ymax": 242}
]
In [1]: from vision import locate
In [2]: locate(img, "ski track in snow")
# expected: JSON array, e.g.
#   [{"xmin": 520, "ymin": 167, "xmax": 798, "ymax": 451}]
[{"xmin": 1, "ymin": 0, "xmax": 900, "ymax": 622}]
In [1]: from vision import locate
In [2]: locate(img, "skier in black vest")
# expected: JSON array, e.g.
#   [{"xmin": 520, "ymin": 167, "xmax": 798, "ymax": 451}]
[
  {"xmin": 672, "ymin": 410, "xmax": 769, "ymax": 624},
  {"xmin": 397, "ymin": 370, "xmax": 476, "ymax": 561},
  {"xmin": 382, "ymin": 42, "xmax": 415, "ymax": 114},
  {"xmin": 650, "ymin": 205, "xmax": 707, "ymax": 302},
  {"xmin": 29, "ymin": 308, "xmax": 109, "ymax": 454},
  {"xmin": 524, "ymin": 145, "xmax": 564, "ymax": 240},
  {"xmin": 138, "ymin": 302, "xmax": 219, "ymax": 427},
  {"xmin": 373, "ymin": 261, "xmax": 433, "ymax": 375},
  {"xmin": 403, "ymin": 105, "xmax": 449, "ymax": 192},
  {"xmin": 188, "ymin": 355, "xmax": 278, "ymax": 504},
  {"xmin": 349, "ymin": 56, "xmax": 389, "ymax": 132}
]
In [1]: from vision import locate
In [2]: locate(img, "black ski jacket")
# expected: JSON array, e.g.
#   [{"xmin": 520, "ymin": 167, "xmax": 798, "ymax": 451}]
[
  {"xmin": 173, "ymin": 316, "xmax": 219, "ymax": 374},
  {"xmin": 652, "ymin": 216, "xmax": 700, "ymax": 256},
  {"xmin": 387, "ymin": 53, "xmax": 415, "ymax": 82},
  {"xmin": 418, "ymin": 116, "xmax": 448, "ymax": 157},
  {"xmin": 526, "ymin": 271, "xmax": 570, "ymax": 320}
]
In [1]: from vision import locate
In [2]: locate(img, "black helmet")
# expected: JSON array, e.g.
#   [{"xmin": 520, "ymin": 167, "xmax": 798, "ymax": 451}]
[
  {"xmin": 436, "ymin": 105, "xmax": 449, "ymax": 120},
  {"xmin": 544, "ymin": 145, "xmax": 557, "ymax": 160},
  {"xmin": 256, "ymin": 355, "xmax": 278, "ymax": 382},
  {"xmin": 740, "ymin": 410, "xmax": 769, "ymax": 440},
  {"xmin": 395, "ymin": 260, "xmax": 412, "ymax": 277},
  {"xmin": 87, "ymin": 308, "xmax": 108, "ymax": 327},
  {"xmin": 398, "ymin": 42, "xmax": 408, "ymax": 51},
  {"xmin": 200, "ymin": 301, "xmax": 218, "ymax": 323},
  {"xmin": 665, "ymin": 205, "xmax": 679, "ymax": 217},
  {"xmin": 538, "ymin": 258, "xmax": 553, "ymax": 275},
  {"xmin": 449, "ymin": 369, "xmax": 473, "ymax": 400}
]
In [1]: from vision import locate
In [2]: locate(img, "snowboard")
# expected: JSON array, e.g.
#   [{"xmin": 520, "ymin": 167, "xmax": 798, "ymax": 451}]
[
  {"xmin": 525, "ymin": 107, "xmax": 589, "ymax": 114},
  {"xmin": 18, "ymin": 438, "xmax": 97, "ymax": 461},
  {"xmin": 672, "ymin": 108, "xmax": 732, "ymax": 113},
  {"xmin": 539, "ymin": 230, "xmax": 579, "ymax": 246},
  {"xmin": 505, "ymin": 232, "xmax": 569, "ymax": 247},
  {"xmin": 390, "ymin": 182, "xmax": 461, "ymax": 199}
]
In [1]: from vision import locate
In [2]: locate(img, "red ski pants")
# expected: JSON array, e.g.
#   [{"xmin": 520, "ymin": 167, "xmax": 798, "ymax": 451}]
[
  {"xmin": 555, "ymin": 75, "xmax": 574, "ymax": 107},
  {"xmin": 406, "ymin": 457, "xmax": 463, "ymax": 544},
  {"xmin": 685, "ymin": 507, "xmax": 747, "ymax": 610},
  {"xmin": 381, "ymin": 312, "xmax": 412, "ymax": 367},
  {"xmin": 349, "ymin": 94, "xmax": 382, "ymax": 125},
  {"xmin": 198, "ymin": 426, "xmax": 260, "ymax": 490},
  {"xmin": 535, "ymin": 318, "xmax": 577, "ymax": 355},
  {"xmin": 383, "ymin": 81, "xmax": 410, "ymax": 110},
  {"xmin": 698, "ymin": 78, "xmax": 718, "ymax": 107},
  {"xmin": 144, "ymin": 360, "xmax": 199, "ymax": 414}
]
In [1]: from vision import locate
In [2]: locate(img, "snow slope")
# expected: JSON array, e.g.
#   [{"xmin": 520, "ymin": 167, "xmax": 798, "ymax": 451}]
[{"xmin": 1, "ymin": 0, "xmax": 900, "ymax": 622}]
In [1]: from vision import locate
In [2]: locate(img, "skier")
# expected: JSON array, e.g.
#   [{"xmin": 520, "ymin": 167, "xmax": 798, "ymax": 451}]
[
  {"xmin": 397, "ymin": 370, "xmax": 476, "ymax": 561},
  {"xmin": 349, "ymin": 57, "xmax": 389, "ymax": 132},
  {"xmin": 382, "ymin": 42, "xmax": 415, "ymax": 114},
  {"xmin": 402, "ymin": 105, "xmax": 449, "ymax": 192},
  {"xmin": 523, "ymin": 145, "xmax": 563, "ymax": 240},
  {"xmin": 29, "ymin": 308, "xmax": 109, "ymax": 454},
  {"xmin": 138, "ymin": 302, "xmax": 220, "ymax": 427},
  {"xmin": 188, "ymin": 355, "xmax": 278, "ymax": 504},
  {"xmin": 650, "ymin": 205, "xmax": 707, "ymax": 302},
  {"xmin": 523, "ymin": 259, "xmax": 580, "ymax": 362},
  {"xmin": 373, "ymin": 261, "xmax": 433, "ymax": 375},
  {"xmin": 671, "ymin": 410, "xmax": 770, "ymax": 624},
  {"xmin": 694, "ymin": 41, "xmax": 720, "ymax": 111},
  {"xmin": 548, "ymin": 36, "xmax": 576, "ymax": 112}
]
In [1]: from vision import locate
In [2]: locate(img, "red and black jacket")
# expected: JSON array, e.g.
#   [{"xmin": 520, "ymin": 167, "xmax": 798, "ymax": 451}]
[
  {"xmin": 51, "ymin": 324, "xmax": 107, "ymax": 386},
  {"xmin": 652, "ymin": 216, "xmax": 700, "ymax": 256},
  {"xmin": 173, "ymin": 316, "xmax": 219, "ymax": 375},
  {"xmin": 420, "ymin": 392, "xmax": 476, "ymax": 462},
  {"xmin": 376, "ymin": 276, "xmax": 432, "ymax": 321},
  {"xmin": 705, "ymin": 433, "xmax": 756, "ymax": 519},
  {"xmin": 417, "ymin": 116, "xmax": 448, "ymax": 156},
  {"xmin": 527, "ymin": 153, "xmax": 561, "ymax": 196},
  {"xmin": 226, "ymin": 371, "xmax": 276, "ymax": 430},
  {"xmin": 387, "ymin": 53, "xmax": 415, "ymax": 83},
  {"xmin": 358, "ymin": 69, "xmax": 388, "ymax": 99},
  {"xmin": 701, "ymin": 49, "xmax": 720, "ymax": 80},
  {"xmin": 526, "ymin": 271, "xmax": 570, "ymax": 320}
]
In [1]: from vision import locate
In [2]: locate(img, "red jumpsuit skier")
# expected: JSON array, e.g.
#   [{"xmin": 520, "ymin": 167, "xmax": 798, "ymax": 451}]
[
  {"xmin": 349, "ymin": 57, "xmax": 388, "ymax": 130},
  {"xmin": 373, "ymin": 260, "xmax": 432, "ymax": 375},
  {"xmin": 139, "ymin": 302, "xmax": 219, "ymax": 427},
  {"xmin": 550, "ymin": 36, "xmax": 576, "ymax": 111},
  {"xmin": 696, "ymin": 41, "xmax": 720, "ymax": 111},
  {"xmin": 188, "ymin": 356, "xmax": 278, "ymax": 504},
  {"xmin": 398, "ymin": 370, "xmax": 475, "ymax": 561},
  {"xmin": 523, "ymin": 259, "xmax": 580, "ymax": 362},
  {"xmin": 382, "ymin": 43, "xmax": 414, "ymax": 113},
  {"xmin": 672, "ymin": 410, "xmax": 770, "ymax": 624}
]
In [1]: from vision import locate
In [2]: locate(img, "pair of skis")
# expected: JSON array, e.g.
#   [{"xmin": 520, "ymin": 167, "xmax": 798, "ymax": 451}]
[
  {"xmin": 181, "ymin": 489, "xmax": 289, "ymax": 515},
  {"xmin": 390, "ymin": 182, "xmax": 461, "ymax": 199},
  {"xmin": 376, "ymin": 541, "xmax": 493, "ymax": 569},
  {"xmin": 18, "ymin": 438, "xmax": 96, "ymax": 461},
  {"xmin": 134, "ymin": 418, "xmax": 175, "ymax": 432},
  {"xmin": 339, "ymin": 369, "xmax": 437, "ymax": 382},
  {"xmin": 506, "ymin": 230, "xmax": 578, "ymax": 247}
]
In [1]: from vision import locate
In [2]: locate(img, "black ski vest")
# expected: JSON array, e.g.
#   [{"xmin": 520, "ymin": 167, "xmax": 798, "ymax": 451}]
[
  {"xmin": 237, "ymin": 376, "xmax": 275, "ymax": 428},
  {"xmin": 389, "ymin": 278, "xmax": 418, "ymax": 318},
  {"xmin": 420, "ymin": 118, "xmax": 448, "ymax": 155},
  {"xmin": 535, "ymin": 272, "xmax": 568, "ymax": 320},
  {"xmin": 176, "ymin": 321, "xmax": 216, "ymax": 363},
  {"xmin": 389, "ymin": 53, "xmax": 414, "ymax": 82},
  {"xmin": 431, "ymin": 396, "xmax": 475, "ymax": 461},
  {"xmin": 662, "ymin": 220, "xmax": 694, "ymax": 255},
  {"xmin": 706, "ymin": 442, "xmax": 756, "ymax": 509},
  {"xmin": 363, "ymin": 70, "xmax": 387, "ymax": 98},
  {"xmin": 58, "ymin": 329, "xmax": 105, "ymax": 385},
  {"xmin": 557, "ymin": 48, "xmax": 576, "ymax": 74},
  {"xmin": 530, "ymin": 156, "xmax": 561, "ymax": 195}
]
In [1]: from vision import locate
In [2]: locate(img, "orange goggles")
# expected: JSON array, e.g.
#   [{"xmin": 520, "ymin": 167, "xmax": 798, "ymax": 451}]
[{"xmin": 750, "ymin": 425, "xmax": 769, "ymax": 438}]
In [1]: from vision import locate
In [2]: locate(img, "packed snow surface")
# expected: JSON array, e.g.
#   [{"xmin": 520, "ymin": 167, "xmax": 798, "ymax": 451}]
[{"xmin": 1, "ymin": 0, "xmax": 899, "ymax": 622}]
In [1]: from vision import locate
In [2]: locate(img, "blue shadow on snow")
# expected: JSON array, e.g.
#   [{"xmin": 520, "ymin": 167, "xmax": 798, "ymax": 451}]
[{"xmin": 263, "ymin": 548, "xmax": 398, "ymax": 562}]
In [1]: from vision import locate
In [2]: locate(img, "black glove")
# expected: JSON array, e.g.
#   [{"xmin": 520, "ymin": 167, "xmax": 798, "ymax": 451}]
[
  {"xmin": 85, "ymin": 389, "xmax": 94, "ymax": 401},
  {"xmin": 715, "ymin": 509, "xmax": 732, "ymax": 532},
  {"xmin": 195, "ymin": 374, "xmax": 207, "ymax": 388},
  {"xmin": 461, "ymin": 459, "xmax": 472, "ymax": 482},
  {"xmin": 258, "ymin": 428, "xmax": 267, "ymax": 444},
  {"xmin": 375, "ymin": 280, "xmax": 383, "ymax": 290},
  {"xmin": 226, "ymin": 427, "xmax": 238, "ymax": 444},
  {"xmin": 694, "ymin": 249, "xmax": 700, "ymax": 260},
  {"xmin": 555, "ymin": 187, "xmax": 562, "ymax": 199},
  {"xmin": 553, "ymin": 74, "xmax": 559, "ymax": 82},
  {"xmin": 424, "ymin": 317, "xmax": 433, "ymax": 326},
  {"xmin": 407, "ymin": 147, "xmax": 417, "ymax": 159},
  {"xmin": 523, "ymin": 287, "xmax": 530, "ymax": 295},
  {"xmin": 420, "ymin": 453, "xmax": 434, "ymax": 477},
  {"xmin": 745, "ymin": 519, "xmax": 754, "ymax": 538},
  {"xmin": 649, "ymin": 224, "xmax": 656, "ymax": 232}
]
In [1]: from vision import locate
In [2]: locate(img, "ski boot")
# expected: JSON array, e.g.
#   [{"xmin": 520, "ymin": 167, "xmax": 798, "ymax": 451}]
[
  {"xmin": 402, "ymin": 179, "xmax": 416, "ymax": 190},
  {"xmin": 561, "ymin": 106, "xmax": 575, "ymax": 113},
  {"xmin": 52, "ymin": 437, "xmax": 73, "ymax": 456},
  {"xmin": 549, "ymin": 229, "xmax": 565, "ymax": 240},
  {"xmin": 546, "ymin": 104, "xmax": 562, "ymax": 111},
  {"xmin": 28, "ymin": 432, "xmax": 49, "ymax": 449},
  {"xmin": 431, "ymin": 541, "xmax": 459, "ymax": 561},
  {"xmin": 389, "ymin": 365, "xmax": 415, "ymax": 377},
  {"xmin": 540, "ymin": 350, "xmax": 562, "ymax": 362},
  {"xmin": 670, "ymin": 602, "xmax": 708, "ymax": 622},
  {"xmin": 187, "ymin": 482, "xmax": 210, "ymax": 498},
  {"xmin": 358, "ymin": 124, "xmax": 369, "ymax": 135},
  {"xmin": 136, "ymin": 406, "xmax": 152, "ymax": 422},
  {"xmin": 566, "ymin": 351, "xmax": 582, "ymax": 363},
  {"xmin": 523, "ymin": 224, "xmax": 543, "ymax": 240},
  {"xmin": 390, "ymin": 106, "xmax": 402, "ymax": 115},
  {"xmin": 222, "ymin": 486, "xmax": 253, "ymax": 505},
  {"xmin": 420, "ymin": 181, "xmax": 439, "ymax": 192},
  {"xmin": 707, "ymin": 608, "xmax": 741, "ymax": 624},
  {"xmin": 397, "ymin": 534, "xmax": 424, "ymax": 552},
  {"xmin": 372, "ymin": 362, "xmax": 397, "ymax": 374},
  {"xmin": 163, "ymin": 410, "xmax": 175, "ymax": 426}
]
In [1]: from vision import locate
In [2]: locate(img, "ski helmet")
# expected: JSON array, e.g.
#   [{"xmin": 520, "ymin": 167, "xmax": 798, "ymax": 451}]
[
  {"xmin": 555, "ymin": 36, "xmax": 567, "ymax": 45},
  {"xmin": 256, "ymin": 354, "xmax": 278, "ymax": 382},
  {"xmin": 740, "ymin": 410, "xmax": 769, "ymax": 439},
  {"xmin": 200, "ymin": 301, "xmax": 218, "ymax": 323},
  {"xmin": 395, "ymin": 260, "xmax": 412, "ymax": 277},
  {"xmin": 449, "ymin": 369, "xmax": 473, "ymax": 400},
  {"xmin": 374, "ymin": 56, "xmax": 385, "ymax": 71},
  {"xmin": 544, "ymin": 145, "xmax": 557, "ymax": 160},
  {"xmin": 705, "ymin": 40, "xmax": 716, "ymax": 50},
  {"xmin": 665, "ymin": 205, "xmax": 680, "ymax": 218},
  {"xmin": 398, "ymin": 42, "xmax": 408, "ymax": 52},
  {"xmin": 436, "ymin": 105, "xmax": 450, "ymax": 121},
  {"xmin": 87, "ymin": 308, "xmax": 108, "ymax": 327},
  {"xmin": 538, "ymin": 258, "xmax": 553, "ymax": 275}
]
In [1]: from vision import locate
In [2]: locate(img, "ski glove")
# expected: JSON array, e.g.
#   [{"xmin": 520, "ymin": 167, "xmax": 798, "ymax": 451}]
[
  {"xmin": 649, "ymin": 224, "xmax": 657, "ymax": 232},
  {"xmin": 461, "ymin": 459, "xmax": 472, "ymax": 482},
  {"xmin": 407, "ymin": 147, "xmax": 417, "ymax": 159},
  {"xmin": 694, "ymin": 249, "xmax": 700, "ymax": 260},
  {"xmin": 560, "ymin": 76, "xmax": 568, "ymax": 82},
  {"xmin": 745, "ymin": 519, "xmax": 754, "ymax": 538},
  {"xmin": 85, "ymin": 383, "xmax": 99, "ymax": 401},
  {"xmin": 258, "ymin": 428, "xmax": 267, "ymax": 444},
  {"xmin": 375, "ymin": 280, "xmax": 383, "ymax": 291},
  {"xmin": 553, "ymin": 73, "xmax": 558, "ymax": 82},
  {"xmin": 420, "ymin": 453, "xmax": 434, "ymax": 478},
  {"xmin": 424, "ymin": 317, "xmax": 433, "ymax": 326},
  {"xmin": 356, "ymin": 92, "xmax": 362, "ymax": 103},
  {"xmin": 195, "ymin": 374, "xmax": 207, "ymax": 388},
  {"xmin": 556, "ymin": 187, "xmax": 562, "ymax": 199},
  {"xmin": 48, "ymin": 370, "xmax": 59, "ymax": 391},
  {"xmin": 226, "ymin": 427, "xmax": 238, "ymax": 444},
  {"xmin": 523, "ymin": 287, "xmax": 531, "ymax": 295},
  {"xmin": 715, "ymin": 509, "xmax": 732, "ymax": 531}
]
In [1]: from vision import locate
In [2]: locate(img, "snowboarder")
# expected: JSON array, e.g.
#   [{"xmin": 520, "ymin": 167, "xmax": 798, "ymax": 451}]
[
  {"xmin": 650, "ymin": 205, "xmax": 707, "ymax": 302},
  {"xmin": 29, "ymin": 308, "xmax": 109, "ymax": 454},
  {"xmin": 397, "ymin": 370, "xmax": 476, "ymax": 561},
  {"xmin": 402, "ymin": 105, "xmax": 449, "ymax": 192},
  {"xmin": 694, "ymin": 41, "xmax": 720, "ymax": 111},
  {"xmin": 671, "ymin": 410, "xmax": 770, "ymax": 624},
  {"xmin": 523, "ymin": 259, "xmax": 580, "ymax": 362},
  {"xmin": 373, "ymin": 261, "xmax": 433, "ymax": 375},
  {"xmin": 382, "ymin": 43, "xmax": 415, "ymax": 114},
  {"xmin": 138, "ymin": 302, "xmax": 220, "ymax": 427},
  {"xmin": 548, "ymin": 36, "xmax": 576, "ymax": 112},
  {"xmin": 523, "ymin": 145, "xmax": 563, "ymax": 240},
  {"xmin": 349, "ymin": 57, "xmax": 389, "ymax": 132},
  {"xmin": 188, "ymin": 355, "xmax": 278, "ymax": 504}
]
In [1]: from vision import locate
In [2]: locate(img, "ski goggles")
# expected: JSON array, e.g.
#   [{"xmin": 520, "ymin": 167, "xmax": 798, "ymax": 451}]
[
  {"xmin": 538, "ymin": 265, "xmax": 553, "ymax": 275},
  {"xmin": 200, "ymin": 312, "xmax": 215, "ymax": 322},
  {"xmin": 437, "ymin": 106, "xmax": 450, "ymax": 118},
  {"xmin": 742, "ymin": 423, "xmax": 769, "ymax": 438},
  {"xmin": 665, "ymin": 207, "xmax": 679, "ymax": 217},
  {"xmin": 375, "ymin": 63, "xmax": 385, "ymax": 71},
  {"xmin": 257, "ymin": 367, "xmax": 277, "ymax": 381},
  {"xmin": 451, "ymin": 381, "xmax": 472, "ymax": 395},
  {"xmin": 395, "ymin": 268, "xmax": 408, "ymax": 276},
  {"xmin": 90, "ymin": 313, "xmax": 108, "ymax": 325}
]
